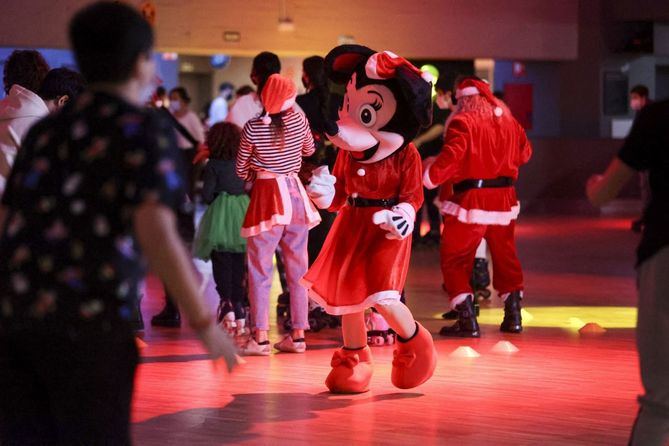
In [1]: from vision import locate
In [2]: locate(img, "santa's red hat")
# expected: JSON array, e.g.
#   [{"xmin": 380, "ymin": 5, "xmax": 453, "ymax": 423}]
[
  {"xmin": 260, "ymin": 73, "xmax": 297, "ymax": 124},
  {"xmin": 456, "ymin": 77, "xmax": 503, "ymax": 117}
]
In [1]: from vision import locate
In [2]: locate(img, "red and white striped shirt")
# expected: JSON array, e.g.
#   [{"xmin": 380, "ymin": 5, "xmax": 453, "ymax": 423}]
[{"xmin": 236, "ymin": 109, "xmax": 315, "ymax": 181}]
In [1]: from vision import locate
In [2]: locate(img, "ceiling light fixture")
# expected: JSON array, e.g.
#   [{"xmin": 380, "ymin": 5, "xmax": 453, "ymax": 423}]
[{"xmin": 278, "ymin": 0, "xmax": 295, "ymax": 32}]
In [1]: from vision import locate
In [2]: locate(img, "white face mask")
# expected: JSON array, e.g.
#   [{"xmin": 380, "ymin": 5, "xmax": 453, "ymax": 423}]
[
  {"xmin": 436, "ymin": 94, "xmax": 451, "ymax": 110},
  {"xmin": 169, "ymin": 101, "xmax": 181, "ymax": 113},
  {"xmin": 630, "ymin": 98, "xmax": 642, "ymax": 111}
]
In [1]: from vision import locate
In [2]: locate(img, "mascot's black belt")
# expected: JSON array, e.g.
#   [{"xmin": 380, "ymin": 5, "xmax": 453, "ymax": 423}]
[
  {"xmin": 347, "ymin": 196, "xmax": 399, "ymax": 208},
  {"xmin": 453, "ymin": 177, "xmax": 514, "ymax": 194}
]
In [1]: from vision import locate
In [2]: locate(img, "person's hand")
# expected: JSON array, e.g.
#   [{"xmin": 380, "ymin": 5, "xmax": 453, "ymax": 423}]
[
  {"xmin": 372, "ymin": 203, "xmax": 416, "ymax": 240},
  {"xmin": 306, "ymin": 166, "xmax": 337, "ymax": 209},
  {"xmin": 586, "ymin": 174, "xmax": 604, "ymax": 204},
  {"xmin": 196, "ymin": 322, "xmax": 239, "ymax": 372}
]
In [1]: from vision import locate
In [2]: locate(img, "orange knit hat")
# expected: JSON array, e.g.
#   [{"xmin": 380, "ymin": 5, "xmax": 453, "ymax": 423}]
[{"xmin": 260, "ymin": 73, "xmax": 297, "ymax": 124}]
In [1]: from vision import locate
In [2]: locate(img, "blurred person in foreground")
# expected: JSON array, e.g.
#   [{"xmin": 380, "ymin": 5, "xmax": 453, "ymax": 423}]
[{"xmin": 0, "ymin": 2, "xmax": 237, "ymax": 444}]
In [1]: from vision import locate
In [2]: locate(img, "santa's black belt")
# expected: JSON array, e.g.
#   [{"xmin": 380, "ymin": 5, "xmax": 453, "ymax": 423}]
[
  {"xmin": 347, "ymin": 196, "xmax": 399, "ymax": 208},
  {"xmin": 452, "ymin": 177, "xmax": 514, "ymax": 194}
]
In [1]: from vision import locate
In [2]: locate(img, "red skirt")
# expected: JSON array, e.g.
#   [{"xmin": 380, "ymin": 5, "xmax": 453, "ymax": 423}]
[{"xmin": 301, "ymin": 205, "xmax": 412, "ymax": 315}]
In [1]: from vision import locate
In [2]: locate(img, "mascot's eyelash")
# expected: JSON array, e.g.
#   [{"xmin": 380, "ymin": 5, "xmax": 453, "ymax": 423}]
[{"xmin": 371, "ymin": 100, "xmax": 382, "ymax": 111}]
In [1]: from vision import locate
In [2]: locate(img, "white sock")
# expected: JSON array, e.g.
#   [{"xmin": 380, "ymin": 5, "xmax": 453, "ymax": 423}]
[
  {"xmin": 475, "ymin": 239, "xmax": 488, "ymax": 258},
  {"xmin": 501, "ymin": 291, "xmax": 523, "ymax": 301},
  {"xmin": 450, "ymin": 293, "xmax": 470, "ymax": 309}
]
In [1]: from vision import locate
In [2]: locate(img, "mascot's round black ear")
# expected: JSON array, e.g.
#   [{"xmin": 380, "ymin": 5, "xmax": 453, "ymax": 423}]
[
  {"xmin": 395, "ymin": 65, "xmax": 434, "ymax": 128},
  {"xmin": 325, "ymin": 45, "xmax": 375, "ymax": 84}
]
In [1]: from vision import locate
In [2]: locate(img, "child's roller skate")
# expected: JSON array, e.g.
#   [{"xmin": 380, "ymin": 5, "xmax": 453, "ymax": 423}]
[
  {"xmin": 233, "ymin": 301, "xmax": 249, "ymax": 337},
  {"xmin": 366, "ymin": 309, "xmax": 395, "ymax": 346},
  {"xmin": 471, "ymin": 257, "xmax": 492, "ymax": 300},
  {"xmin": 217, "ymin": 300, "xmax": 237, "ymax": 334},
  {"xmin": 276, "ymin": 291, "xmax": 290, "ymax": 319},
  {"xmin": 308, "ymin": 305, "xmax": 331, "ymax": 332}
]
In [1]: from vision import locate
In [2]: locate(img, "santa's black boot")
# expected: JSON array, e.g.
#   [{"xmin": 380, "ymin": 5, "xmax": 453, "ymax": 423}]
[
  {"xmin": 441, "ymin": 283, "xmax": 479, "ymax": 319},
  {"xmin": 500, "ymin": 291, "xmax": 523, "ymax": 333},
  {"xmin": 440, "ymin": 296, "xmax": 480, "ymax": 338}
]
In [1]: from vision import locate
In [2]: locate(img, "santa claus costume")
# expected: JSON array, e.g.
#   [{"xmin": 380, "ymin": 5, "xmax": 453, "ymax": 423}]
[
  {"xmin": 302, "ymin": 45, "xmax": 437, "ymax": 393},
  {"xmin": 236, "ymin": 74, "xmax": 321, "ymax": 355},
  {"xmin": 423, "ymin": 77, "xmax": 532, "ymax": 337}
]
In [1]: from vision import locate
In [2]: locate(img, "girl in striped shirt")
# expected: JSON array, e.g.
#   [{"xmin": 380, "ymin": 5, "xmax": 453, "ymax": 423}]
[{"xmin": 236, "ymin": 74, "xmax": 321, "ymax": 355}]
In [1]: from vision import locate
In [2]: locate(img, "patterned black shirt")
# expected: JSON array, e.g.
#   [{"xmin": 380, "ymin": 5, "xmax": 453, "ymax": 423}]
[{"xmin": 0, "ymin": 91, "xmax": 183, "ymax": 329}]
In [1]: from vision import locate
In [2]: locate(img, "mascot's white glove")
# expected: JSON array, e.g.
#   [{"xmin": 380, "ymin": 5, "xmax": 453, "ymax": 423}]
[
  {"xmin": 306, "ymin": 165, "xmax": 337, "ymax": 209},
  {"xmin": 372, "ymin": 202, "xmax": 416, "ymax": 240}
]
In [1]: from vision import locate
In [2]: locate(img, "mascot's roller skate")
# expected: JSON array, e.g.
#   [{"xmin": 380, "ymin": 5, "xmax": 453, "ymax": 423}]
[{"xmin": 301, "ymin": 45, "xmax": 438, "ymax": 393}]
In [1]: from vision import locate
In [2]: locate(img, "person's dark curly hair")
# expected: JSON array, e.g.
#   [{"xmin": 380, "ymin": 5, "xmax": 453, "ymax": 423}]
[
  {"xmin": 3, "ymin": 50, "xmax": 50, "ymax": 95},
  {"xmin": 207, "ymin": 122, "xmax": 241, "ymax": 161}
]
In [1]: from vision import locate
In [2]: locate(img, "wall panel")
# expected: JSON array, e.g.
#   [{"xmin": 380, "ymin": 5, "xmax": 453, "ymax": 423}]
[{"xmin": 0, "ymin": 0, "xmax": 578, "ymax": 60}]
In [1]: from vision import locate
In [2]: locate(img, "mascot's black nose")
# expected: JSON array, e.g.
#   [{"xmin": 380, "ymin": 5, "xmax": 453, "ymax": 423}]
[{"xmin": 324, "ymin": 119, "xmax": 339, "ymax": 137}]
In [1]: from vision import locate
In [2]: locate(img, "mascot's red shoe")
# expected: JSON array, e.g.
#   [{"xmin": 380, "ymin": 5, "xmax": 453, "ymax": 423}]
[
  {"xmin": 325, "ymin": 346, "xmax": 374, "ymax": 394},
  {"xmin": 391, "ymin": 322, "xmax": 437, "ymax": 389}
]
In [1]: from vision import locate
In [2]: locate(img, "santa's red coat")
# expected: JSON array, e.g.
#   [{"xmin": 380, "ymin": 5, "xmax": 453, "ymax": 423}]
[
  {"xmin": 302, "ymin": 144, "xmax": 423, "ymax": 315},
  {"xmin": 424, "ymin": 110, "xmax": 532, "ymax": 224}
]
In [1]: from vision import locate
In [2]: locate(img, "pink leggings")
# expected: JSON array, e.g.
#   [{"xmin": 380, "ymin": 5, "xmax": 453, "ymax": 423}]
[{"xmin": 246, "ymin": 179, "xmax": 309, "ymax": 330}]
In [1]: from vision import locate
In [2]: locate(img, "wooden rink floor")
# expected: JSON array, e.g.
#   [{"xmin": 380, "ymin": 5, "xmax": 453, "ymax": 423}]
[{"xmin": 132, "ymin": 215, "xmax": 642, "ymax": 445}]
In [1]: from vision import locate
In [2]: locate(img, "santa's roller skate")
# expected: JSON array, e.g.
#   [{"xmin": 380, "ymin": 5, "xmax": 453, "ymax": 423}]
[
  {"xmin": 366, "ymin": 310, "xmax": 396, "ymax": 346},
  {"xmin": 326, "ymin": 346, "xmax": 374, "ymax": 394},
  {"xmin": 392, "ymin": 322, "xmax": 438, "ymax": 389}
]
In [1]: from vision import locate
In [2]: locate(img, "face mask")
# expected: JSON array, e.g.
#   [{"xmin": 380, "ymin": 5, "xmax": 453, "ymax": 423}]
[
  {"xmin": 630, "ymin": 98, "xmax": 642, "ymax": 111},
  {"xmin": 169, "ymin": 101, "xmax": 181, "ymax": 112},
  {"xmin": 436, "ymin": 94, "xmax": 451, "ymax": 110}
]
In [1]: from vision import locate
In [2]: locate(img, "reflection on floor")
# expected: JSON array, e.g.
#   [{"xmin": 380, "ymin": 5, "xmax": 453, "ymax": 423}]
[{"xmin": 133, "ymin": 215, "xmax": 641, "ymax": 445}]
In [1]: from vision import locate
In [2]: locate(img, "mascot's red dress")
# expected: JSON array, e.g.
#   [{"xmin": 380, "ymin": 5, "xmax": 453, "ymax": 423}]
[{"xmin": 302, "ymin": 45, "xmax": 437, "ymax": 394}]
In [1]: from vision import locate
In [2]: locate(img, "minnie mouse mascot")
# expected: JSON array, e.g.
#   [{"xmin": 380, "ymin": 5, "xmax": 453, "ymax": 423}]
[{"xmin": 302, "ymin": 45, "xmax": 438, "ymax": 393}]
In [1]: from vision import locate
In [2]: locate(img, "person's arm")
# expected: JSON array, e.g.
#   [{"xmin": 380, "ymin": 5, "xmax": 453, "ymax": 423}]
[
  {"xmin": 413, "ymin": 123, "xmax": 444, "ymax": 149},
  {"xmin": 301, "ymin": 116, "xmax": 316, "ymax": 157},
  {"xmin": 518, "ymin": 124, "xmax": 533, "ymax": 165},
  {"xmin": 423, "ymin": 116, "xmax": 469, "ymax": 189},
  {"xmin": 588, "ymin": 104, "xmax": 656, "ymax": 207},
  {"xmin": 586, "ymin": 158, "xmax": 635, "ymax": 207},
  {"xmin": 190, "ymin": 112, "xmax": 206, "ymax": 144},
  {"xmin": 200, "ymin": 163, "xmax": 217, "ymax": 204},
  {"xmin": 133, "ymin": 202, "xmax": 238, "ymax": 369},
  {"xmin": 236, "ymin": 124, "xmax": 254, "ymax": 181}
]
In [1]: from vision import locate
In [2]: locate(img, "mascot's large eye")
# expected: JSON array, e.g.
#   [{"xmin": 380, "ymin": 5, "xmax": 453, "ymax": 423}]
[{"xmin": 359, "ymin": 104, "xmax": 378, "ymax": 127}]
